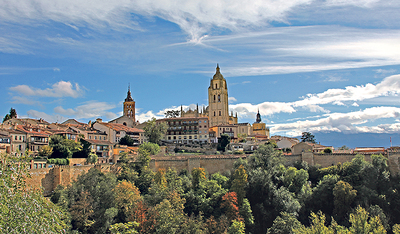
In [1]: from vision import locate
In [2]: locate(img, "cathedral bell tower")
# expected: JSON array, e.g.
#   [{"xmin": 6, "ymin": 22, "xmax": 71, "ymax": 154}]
[
  {"xmin": 123, "ymin": 85, "xmax": 136, "ymax": 122},
  {"xmin": 208, "ymin": 64, "xmax": 229, "ymax": 127}
]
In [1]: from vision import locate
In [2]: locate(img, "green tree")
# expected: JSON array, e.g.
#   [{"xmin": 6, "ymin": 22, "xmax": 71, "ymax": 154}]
[
  {"xmin": 0, "ymin": 153, "xmax": 68, "ymax": 233},
  {"xmin": 154, "ymin": 192, "xmax": 186, "ymax": 233},
  {"xmin": 2, "ymin": 107, "xmax": 17, "ymax": 122},
  {"xmin": 143, "ymin": 117, "xmax": 167, "ymax": 144},
  {"xmin": 268, "ymin": 212, "xmax": 302, "ymax": 234},
  {"xmin": 324, "ymin": 148, "xmax": 333, "ymax": 154},
  {"xmin": 217, "ymin": 134, "xmax": 230, "ymax": 152},
  {"xmin": 164, "ymin": 110, "xmax": 180, "ymax": 118},
  {"xmin": 301, "ymin": 132, "xmax": 316, "ymax": 143},
  {"xmin": 119, "ymin": 135, "xmax": 136, "ymax": 146},
  {"xmin": 349, "ymin": 206, "xmax": 386, "ymax": 234},
  {"xmin": 39, "ymin": 145, "xmax": 53, "ymax": 157},
  {"xmin": 86, "ymin": 152, "xmax": 98, "ymax": 164},
  {"xmin": 333, "ymin": 181, "xmax": 357, "ymax": 221},
  {"xmin": 49, "ymin": 135, "xmax": 82, "ymax": 158},
  {"xmin": 139, "ymin": 142, "xmax": 160, "ymax": 155},
  {"xmin": 231, "ymin": 164, "xmax": 248, "ymax": 205},
  {"xmin": 228, "ymin": 220, "xmax": 245, "ymax": 234}
]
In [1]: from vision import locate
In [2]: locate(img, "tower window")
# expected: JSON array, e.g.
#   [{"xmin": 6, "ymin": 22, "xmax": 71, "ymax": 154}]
[
  {"xmin": 218, "ymin": 95, "xmax": 220, "ymax": 102},
  {"xmin": 214, "ymin": 111, "xmax": 216, "ymax": 116},
  {"xmin": 214, "ymin": 95, "xmax": 216, "ymax": 102},
  {"xmin": 219, "ymin": 111, "xmax": 221, "ymax": 116},
  {"xmin": 215, "ymin": 83, "xmax": 218, "ymax": 89}
]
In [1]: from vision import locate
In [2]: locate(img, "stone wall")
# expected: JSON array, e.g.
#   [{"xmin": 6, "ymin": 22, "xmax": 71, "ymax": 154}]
[{"xmin": 26, "ymin": 152, "xmax": 400, "ymax": 197}]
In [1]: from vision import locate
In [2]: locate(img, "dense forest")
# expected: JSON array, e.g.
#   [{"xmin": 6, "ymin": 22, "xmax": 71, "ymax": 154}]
[{"xmin": 2, "ymin": 143, "xmax": 400, "ymax": 233}]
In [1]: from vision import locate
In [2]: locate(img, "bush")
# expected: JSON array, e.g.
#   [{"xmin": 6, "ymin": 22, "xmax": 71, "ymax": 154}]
[
  {"xmin": 234, "ymin": 150, "xmax": 244, "ymax": 154},
  {"xmin": 324, "ymin": 148, "xmax": 332, "ymax": 154}
]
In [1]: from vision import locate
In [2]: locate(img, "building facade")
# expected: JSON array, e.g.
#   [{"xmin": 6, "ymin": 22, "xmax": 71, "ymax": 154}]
[{"xmin": 158, "ymin": 116, "xmax": 210, "ymax": 144}]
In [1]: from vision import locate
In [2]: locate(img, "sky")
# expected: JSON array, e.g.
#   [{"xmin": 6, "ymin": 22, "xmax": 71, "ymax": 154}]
[{"xmin": 1, "ymin": 0, "xmax": 400, "ymax": 148}]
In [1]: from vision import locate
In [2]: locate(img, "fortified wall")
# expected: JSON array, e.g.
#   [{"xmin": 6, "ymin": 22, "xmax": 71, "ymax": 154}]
[{"xmin": 27, "ymin": 152, "xmax": 400, "ymax": 196}]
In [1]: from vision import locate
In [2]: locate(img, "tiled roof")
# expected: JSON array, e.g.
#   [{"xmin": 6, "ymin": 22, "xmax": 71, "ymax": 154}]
[
  {"xmin": 100, "ymin": 122, "xmax": 144, "ymax": 133},
  {"xmin": 83, "ymin": 139, "xmax": 113, "ymax": 145}
]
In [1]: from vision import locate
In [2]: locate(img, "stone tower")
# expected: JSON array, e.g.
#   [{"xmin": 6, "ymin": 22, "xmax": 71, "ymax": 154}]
[
  {"xmin": 123, "ymin": 85, "xmax": 135, "ymax": 122},
  {"xmin": 208, "ymin": 64, "xmax": 229, "ymax": 127}
]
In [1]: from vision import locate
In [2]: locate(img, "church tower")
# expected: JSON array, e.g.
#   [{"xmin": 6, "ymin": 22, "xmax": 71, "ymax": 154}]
[
  {"xmin": 208, "ymin": 64, "xmax": 229, "ymax": 127},
  {"xmin": 123, "ymin": 85, "xmax": 135, "ymax": 122}
]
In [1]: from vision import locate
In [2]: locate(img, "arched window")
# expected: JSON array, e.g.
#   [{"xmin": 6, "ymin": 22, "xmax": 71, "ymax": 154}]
[
  {"xmin": 215, "ymin": 83, "xmax": 218, "ymax": 89},
  {"xmin": 123, "ymin": 122, "xmax": 127, "ymax": 126},
  {"xmin": 214, "ymin": 95, "xmax": 216, "ymax": 102},
  {"xmin": 218, "ymin": 95, "xmax": 220, "ymax": 102},
  {"xmin": 219, "ymin": 111, "xmax": 221, "ymax": 116},
  {"xmin": 214, "ymin": 111, "xmax": 216, "ymax": 116}
]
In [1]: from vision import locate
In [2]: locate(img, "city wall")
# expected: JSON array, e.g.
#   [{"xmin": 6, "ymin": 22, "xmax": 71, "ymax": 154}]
[{"xmin": 27, "ymin": 152, "xmax": 400, "ymax": 196}]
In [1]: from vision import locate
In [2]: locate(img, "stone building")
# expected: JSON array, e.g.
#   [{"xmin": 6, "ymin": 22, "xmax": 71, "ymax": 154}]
[
  {"xmin": 181, "ymin": 65, "xmax": 238, "ymax": 127},
  {"xmin": 109, "ymin": 86, "xmax": 138, "ymax": 128},
  {"xmin": 157, "ymin": 116, "xmax": 209, "ymax": 144},
  {"xmin": 252, "ymin": 110, "xmax": 270, "ymax": 138}
]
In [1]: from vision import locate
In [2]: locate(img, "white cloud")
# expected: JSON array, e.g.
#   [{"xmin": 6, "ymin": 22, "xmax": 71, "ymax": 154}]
[
  {"xmin": 11, "ymin": 96, "xmax": 42, "ymax": 107},
  {"xmin": 54, "ymin": 101, "xmax": 116, "ymax": 119},
  {"xmin": 271, "ymin": 106, "xmax": 400, "ymax": 136},
  {"xmin": 228, "ymin": 97, "xmax": 237, "ymax": 102},
  {"xmin": 293, "ymin": 74, "xmax": 400, "ymax": 107},
  {"xmin": 10, "ymin": 81, "xmax": 83, "ymax": 98}
]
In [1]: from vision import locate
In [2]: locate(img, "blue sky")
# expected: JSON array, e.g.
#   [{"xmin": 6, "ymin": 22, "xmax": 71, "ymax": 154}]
[{"xmin": 1, "ymin": 0, "xmax": 400, "ymax": 147}]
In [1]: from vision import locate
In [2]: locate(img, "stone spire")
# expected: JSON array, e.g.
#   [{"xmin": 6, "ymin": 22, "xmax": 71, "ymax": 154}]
[
  {"xmin": 125, "ymin": 84, "xmax": 134, "ymax": 102},
  {"xmin": 256, "ymin": 109, "xmax": 261, "ymax": 123},
  {"xmin": 212, "ymin": 63, "xmax": 225, "ymax": 80}
]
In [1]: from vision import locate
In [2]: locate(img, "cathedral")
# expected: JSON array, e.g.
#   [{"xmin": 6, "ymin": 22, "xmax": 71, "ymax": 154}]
[{"xmin": 181, "ymin": 64, "xmax": 238, "ymax": 126}]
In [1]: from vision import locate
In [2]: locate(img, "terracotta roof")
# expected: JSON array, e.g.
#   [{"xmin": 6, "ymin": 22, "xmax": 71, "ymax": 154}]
[{"xmin": 99, "ymin": 122, "xmax": 144, "ymax": 133}]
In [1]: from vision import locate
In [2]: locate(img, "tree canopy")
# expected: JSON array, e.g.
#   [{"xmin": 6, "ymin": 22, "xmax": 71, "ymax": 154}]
[
  {"xmin": 143, "ymin": 117, "xmax": 168, "ymax": 144},
  {"xmin": 300, "ymin": 132, "xmax": 316, "ymax": 143}
]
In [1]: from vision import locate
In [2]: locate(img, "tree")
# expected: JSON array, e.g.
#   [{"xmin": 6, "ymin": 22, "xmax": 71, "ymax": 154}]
[
  {"xmin": 139, "ymin": 142, "xmax": 160, "ymax": 155},
  {"xmin": 324, "ymin": 148, "xmax": 333, "ymax": 154},
  {"xmin": 333, "ymin": 181, "xmax": 357, "ymax": 221},
  {"xmin": 231, "ymin": 165, "xmax": 248, "ymax": 205},
  {"xmin": 164, "ymin": 110, "xmax": 180, "ymax": 118},
  {"xmin": 217, "ymin": 134, "xmax": 230, "ymax": 152},
  {"xmin": 338, "ymin": 145, "xmax": 350, "ymax": 150},
  {"xmin": 143, "ymin": 117, "xmax": 167, "ymax": 144},
  {"xmin": 49, "ymin": 135, "xmax": 82, "ymax": 158},
  {"xmin": 221, "ymin": 192, "xmax": 241, "ymax": 222},
  {"xmin": 268, "ymin": 212, "xmax": 302, "ymax": 234},
  {"xmin": 300, "ymin": 132, "xmax": 316, "ymax": 143},
  {"xmin": 119, "ymin": 135, "xmax": 135, "ymax": 146},
  {"xmin": 86, "ymin": 152, "xmax": 98, "ymax": 164},
  {"xmin": 2, "ymin": 108, "xmax": 17, "ymax": 122},
  {"xmin": 0, "ymin": 152, "xmax": 68, "ymax": 233},
  {"xmin": 39, "ymin": 145, "xmax": 53, "ymax": 157},
  {"xmin": 349, "ymin": 206, "xmax": 386, "ymax": 234}
]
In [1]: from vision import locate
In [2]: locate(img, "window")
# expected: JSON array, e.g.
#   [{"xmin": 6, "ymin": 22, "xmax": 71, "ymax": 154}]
[
  {"xmin": 94, "ymin": 136, "xmax": 97, "ymax": 140},
  {"xmin": 204, "ymin": 120, "xmax": 207, "ymax": 123},
  {"xmin": 15, "ymin": 136, "xmax": 17, "ymax": 140},
  {"xmin": 89, "ymin": 136, "xmax": 92, "ymax": 139},
  {"xmin": 214, "ymin": 95, "xmax": 216, "ymax": 101},
  {"xmin": 189, "ymin": 136, "xmax": 192, "ymax": 139},
  {"xmin": 168, "ymin": 136, "xmax": 171, "ymax": 140},
  {"xmin": 199, "ymin": 131, "xmax": 202, "ymax": 133},
  {"xmin": 199, "ymin": 121, "xmax": 201, "ymax": 123},
  {"xmin": 218, "ymin": 95, "xmax": 220, "ymax": 102},
  {"xmin": 214, "ymin": 112, "xmax": 216, "ymax": 116},
  {"xmin": 173, "ymin": 136, "xmax": 176, "ymax": 139},
  {"xmin": 219, "ymin": 111, "xmax": 221, "ymax": 116},
  {"xmin": 205, "ymin": 131, "xmax": 207, "ymax": 133},
  {"xmin": 179, "ymin": 136, "xmax": 181, "ymax": 139},
  {"xmin": 184, "ymin": 136, "xmax": 187, "ymax": 139}
]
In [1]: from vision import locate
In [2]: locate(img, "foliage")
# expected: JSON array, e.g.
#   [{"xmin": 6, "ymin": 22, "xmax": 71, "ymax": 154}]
[
  {"xmin": 301, "ymin": 132, "xmax": 316, "ymax": 143},
  {"xmin": 268, "ymin": 212, "xmax": 302, "ymax": 234},
  {"xmin": 110, "ymin": 222, "xmax": 139, "ymax": 234},
  {"xmin": 333, "ymin": 181, "xmax": 357, "ymax": 221},
  {"xmin": 2, "ymin": 107, "xmax": 17, "ymax": 122},
  {"xmin": 217, "ymin": 134, "xmax": 230, "ymax": 152},
  {"xmin": 164, "ymin": 110, "xmax": 180, "ymax": 118},
  {"xmin": 324, "ymin": 148, "xmax": 333, "ymax": 154},
  {"xmin": 86, "ymin": 152, "xmax": 98, "ymax": 164},
  {"xmin": 49, "ymin": 135, "xmax": 82, "ymax": 158},
  {"xmin": 52, "ymin": 167, "xmax": 118, "ymax": 233},
  {"xmin": 47, "ymin": 158, "xmax": 70, "ymax": 165},
  {"xmin": 39, "ymin": 145, "xmax": 53, "ymax": 157},
  {"xmin": 228, "ymin": 220, "xmax": 245, "ymax": 234},
  {"xmin": 0, "ymin": 153, "xmax": 68, "ymax": 233},
  {"xmin": 119, "ymin": 135, "xmax": 136, "ymax": 146},
  {"xmin": 139, "ymin": 142, "xmax": 160, "ymax": 155},
  {"xmin": 143, "ymin": 117, "xmax": 168, "ymax": 144}
]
